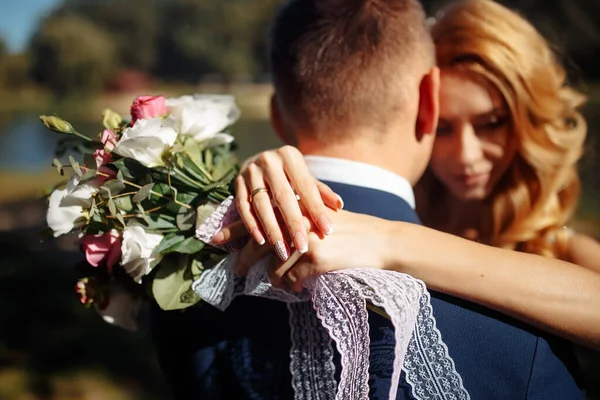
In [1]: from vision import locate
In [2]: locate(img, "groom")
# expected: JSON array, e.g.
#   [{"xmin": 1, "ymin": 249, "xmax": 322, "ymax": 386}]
[
  {"xmin": 152, "ymin": 0, "xmax": 586, "ymax": 399},
  {"xmin": 152, "ymin": 0, "xmax": 441, "ymax": 398}
]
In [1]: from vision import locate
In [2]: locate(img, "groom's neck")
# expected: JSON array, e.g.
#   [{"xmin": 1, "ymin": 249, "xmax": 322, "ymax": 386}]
[{"xmin": 297, "ymin": 135, "xmax": 419, "ymax": 184}]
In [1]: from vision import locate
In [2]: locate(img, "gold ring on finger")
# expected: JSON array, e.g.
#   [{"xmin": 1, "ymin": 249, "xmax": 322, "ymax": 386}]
[{"xmin": 249, "ymin": 187, "xmax": 269, "ymax": 203}]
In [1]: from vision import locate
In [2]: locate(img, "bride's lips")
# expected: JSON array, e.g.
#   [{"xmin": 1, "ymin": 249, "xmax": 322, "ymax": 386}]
[{"xmin": 453, "ymin": 171, "xmax": 490, "ymax": 186}]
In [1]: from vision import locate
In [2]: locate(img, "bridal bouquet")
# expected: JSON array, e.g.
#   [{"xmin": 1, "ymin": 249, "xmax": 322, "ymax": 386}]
[{"xmin": 42, "ymin": 94, "xmax": 240, "ymax": 324}]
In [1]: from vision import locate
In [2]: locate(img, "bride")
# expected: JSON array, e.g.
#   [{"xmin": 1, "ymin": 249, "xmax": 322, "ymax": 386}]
[{"xmin": 214, "ymin": 1, "xmax": 600, "ymax": 397}]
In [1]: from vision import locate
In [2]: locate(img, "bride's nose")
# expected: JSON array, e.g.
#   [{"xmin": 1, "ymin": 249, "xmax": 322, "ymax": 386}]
[{"xmin": 453, "ymin": 124, "xmax": 483, "ymax": 166}]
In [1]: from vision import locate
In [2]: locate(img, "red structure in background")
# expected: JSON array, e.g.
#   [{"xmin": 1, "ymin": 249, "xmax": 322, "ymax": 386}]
[{"xmin": 105, "ymin": 69, "xmax": 152, "ymax": 93}]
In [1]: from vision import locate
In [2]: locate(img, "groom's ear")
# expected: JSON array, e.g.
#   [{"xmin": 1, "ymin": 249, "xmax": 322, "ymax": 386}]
[{"xmin": 416, "ymin": 66, "xmax": 440, "ymax": 140}]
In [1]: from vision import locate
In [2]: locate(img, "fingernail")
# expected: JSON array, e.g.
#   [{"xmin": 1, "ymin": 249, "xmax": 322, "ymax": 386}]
[
  {"xmin": 293, "ymin": 231, "xmax": 308, "ymax": 254},
  {"xmin": 285, "ymin": 273, "xmax": 297, "ymax": 283},
  {"xmin": 274, "ymin": 240, "xmax": 289, "ymax": 261},
  {"xmin": 317, "ymin": 215, "xmax": 333, "ymax": 235},
  {"xmin": 252, "ymin": 228, "xmax": 265, "ymax": 246},
  {"xmin": 211, "ymin": 231, "xmax": 225, "ymax": 244},
  {"xmin": 336, "ymin": 194, "xmax": 344, "ymax": 210}
]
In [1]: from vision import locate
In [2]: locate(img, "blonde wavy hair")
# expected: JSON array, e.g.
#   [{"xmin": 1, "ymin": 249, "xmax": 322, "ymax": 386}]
[{"xmin": 420, "ymin": 0, "xmax": 587, "ymax": 259}]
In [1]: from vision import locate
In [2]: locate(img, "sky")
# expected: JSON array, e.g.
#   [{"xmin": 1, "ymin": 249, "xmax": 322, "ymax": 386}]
[{"xmin": 0, "ymin": 0, "xmax": 62, "ymax": 53}]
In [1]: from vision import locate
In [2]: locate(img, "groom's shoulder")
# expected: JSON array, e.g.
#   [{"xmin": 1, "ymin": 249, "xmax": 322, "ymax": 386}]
[{"xmin": 321, "ymin": 180, "xmax": 420, "ymax": 224}]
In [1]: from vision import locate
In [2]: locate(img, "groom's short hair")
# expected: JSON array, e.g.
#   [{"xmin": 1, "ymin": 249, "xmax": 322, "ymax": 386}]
[{"xmin": 269, "ymin": 0, "xmax": 434, "ymax": 140}]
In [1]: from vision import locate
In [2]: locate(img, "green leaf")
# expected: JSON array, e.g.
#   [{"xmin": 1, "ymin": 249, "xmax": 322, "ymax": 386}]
[
  {"xmin": 143, "ymin": 215, "xmax": 177, "ymax": 231},
  {"xmin": 116, "ymin": 214, "xmax": 126, "ymax": 227},
  {"xmin": 107, "ymin": 198, "xmax": 117, "ymax": 216},
  {"xmin": 176, "ymin": 205, "xmax": 195, "ymax": 231},
  {"xmin": 183, "ymin": 138, "xmax": 204, "ymax": 168},
  {"xmin": 155, "ymin": 232, "xmax": 205, "ymax": 255},
  {"xmin": 203, "ymin": 169, "xmax": 236, "ymax": 191},
  {"xmin": 113, "ymin": 196, "xmax": 133, "ymax": 212},
  {"xmin": 133, "ymin": 183, "xmax": 154, "ymax": 203},
  {"xmin": 175, "ymin": 153, "xmax": 186, "ymax": 170},
  {"xmin": 205, "ymin": 148, "xmax": 214, "ymax": 170},
  {"xmin": 101, "ymin": 179, "xmax": 125, "ymax": 197},
  {"xmin": 211, "ymin": 156, "xmax": 237, "ymax": 182},
  {"xmin": 91, "ymin": 212, "xmax": 104, "ymax": 224},
  {"xmin": 53, "ymin": 158, "xmax": 64, "ymax": 176},
  {"xmin": 151, "ymin": 255, "xmax": 201, "ymax": 311},
  {"xmin": 155, "ymin": 232, "xmax": 185, "ymax": 254},
  {"xmin": 181, "ymin": 154, "xmax": 211, "ymax": 183},
  {"xmin": 69, "ymin": 155, "xmax": 82, "ymax": 177},
  {"xmin": 172, "ymin": 237, "xmax": 205, "ymax": 254},
  {"xmin": 117, "ymin": 170, "xmax": 124, "ymax": 183},
  {"xmin": 81, "ymin": 168, "xmax": 97, "ymax": 182},
  {"xmin": 110, "ymin": 158, "xmax": 148, "ymax": 181},
  {"xmin": 89, "ymin": 198, "xmax": 97, "ymax": 218}
]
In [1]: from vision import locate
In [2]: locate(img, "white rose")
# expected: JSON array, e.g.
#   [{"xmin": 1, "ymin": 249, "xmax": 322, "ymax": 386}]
[
  {"xmin": 46, "ymin": 175, "xmax": 100, "ymax": 237},
  {"xmin": 95, "ymin": 284, "xmax": 142, "ymax": 331},
  {"xmin": 166, "ymin": 94, "xmax": 240, "ymax": 145},
  {"xmin": 112, "ymin": 116, "xmax": 178, "ymax": 168},
  {"xmin": 121, "ymin": 224, "xmax": 164, "ymax": 283}
]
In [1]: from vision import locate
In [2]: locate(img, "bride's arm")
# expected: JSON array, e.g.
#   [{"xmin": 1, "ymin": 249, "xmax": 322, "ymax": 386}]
[
  {"xmin": 378, "ymin": 221, "xmax": 600, "ymax": 349},
  {"xmin": 568, "ymin": 233, "xmax": 600, "ymax": 274},
  {"xmin": 274, "ymin": 217, "xmax": 600, "ymax": 349}
]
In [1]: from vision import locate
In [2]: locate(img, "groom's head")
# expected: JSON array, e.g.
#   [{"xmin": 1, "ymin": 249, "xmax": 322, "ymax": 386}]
[{"xmin": 268, "ymin": 0, "xmax": 439, "ymax": 183}]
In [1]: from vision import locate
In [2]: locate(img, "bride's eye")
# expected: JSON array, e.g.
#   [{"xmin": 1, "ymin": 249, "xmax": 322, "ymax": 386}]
[
  {"xmin": 475, "ymin": 114, "xmax": 508, "ymax": 134},
  {"xmin": 436, "ymin": 121, "xmax": 453, "ymax": 137}
]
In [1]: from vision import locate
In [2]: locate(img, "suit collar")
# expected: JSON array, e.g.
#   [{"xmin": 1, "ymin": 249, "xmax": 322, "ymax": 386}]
[{"xmin": 304, "ymin": 155, "xmax": 415, "ymax": 209}]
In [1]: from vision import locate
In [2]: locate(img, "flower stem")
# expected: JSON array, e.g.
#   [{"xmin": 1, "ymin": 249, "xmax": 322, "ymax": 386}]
[
  {"xmin": 171, "ymin": 166, "xmax": 205, "ymax": 188},
  {"xmin": 106, "ymin": 204, "xmax": 166, "ymax": 219},
  {"xmin": 96, "ymin": 171, "xmax": 192, "ymax": 209},
  {"xmin": 71, "ymin": 130, "xmax": 93, "ymax": 142}
]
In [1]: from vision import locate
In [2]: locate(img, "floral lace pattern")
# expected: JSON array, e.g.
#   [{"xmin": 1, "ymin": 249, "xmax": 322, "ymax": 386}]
[
  {"xmin": 289, "ymin": 301, "xmax": 337, "ymax": 400},
  {"xmin": 311, "ymin": 274, "xmax": 371, "ymax": 399},
  {"xmin": 402, "ymin": 293, "xmax": 470, "ymax": 400},
  {"xmin": 192, "ymin": 196, "xmax": 470, "ymax": 400}
]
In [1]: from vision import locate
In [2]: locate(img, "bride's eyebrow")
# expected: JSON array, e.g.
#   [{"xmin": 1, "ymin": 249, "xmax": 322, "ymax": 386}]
[{"xmin": 474, "ymin": 108, "xmax": 507, "ymax": 119}]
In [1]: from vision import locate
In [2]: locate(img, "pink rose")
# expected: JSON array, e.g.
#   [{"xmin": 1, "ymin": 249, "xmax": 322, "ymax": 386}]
[
  {"xmin": 93, "ymin": 148, "xmax": 117, "ymax": 182},
  {"xmin": 101, "ymin": 129, "xmax": 118, "ymax": 151},
  {"xmin": 80, "ymin": 230, "xmax": 122, "ymax": 272},
  {"xmin": 94, "ymin": 148, "xmax": 112, "ymax": 168},
  {"xmin": 130, "ymin": 95, "xmax": 167, "ymax": 123}
]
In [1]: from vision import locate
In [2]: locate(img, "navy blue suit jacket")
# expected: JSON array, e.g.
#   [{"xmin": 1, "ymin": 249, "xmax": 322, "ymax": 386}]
[{"xmin": 151, "ymin": 181, "xmax": 585, "ymax": 400}]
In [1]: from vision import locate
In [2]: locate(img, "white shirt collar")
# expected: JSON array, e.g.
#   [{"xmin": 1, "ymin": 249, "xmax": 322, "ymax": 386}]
[{"xmin": 304, "ymin": 155, "xmax": 415, "ymax": 209}]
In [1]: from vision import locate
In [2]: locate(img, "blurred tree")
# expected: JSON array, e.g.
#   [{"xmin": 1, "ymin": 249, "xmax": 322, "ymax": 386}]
[
  {"xmin": 0, "ymin": 36, "xmax": 6, "ymax": 63},
  {"xmin": 251, "ymin": 0, "xmax": 284, "ymax": 78},
  {"xmin": 0, "ymin": 54, "xmax": 31, "ymax": 90},
  {"xmin": 29, "ymin": 14, "xmax": 117, "ymax": 99},
  {"xmin": 156, "ymin": 0, "xmax": 282, "ymax": 83},
  {"xmin": 55, "ymin": 0, "xmax": 161, "ymax": 73}
]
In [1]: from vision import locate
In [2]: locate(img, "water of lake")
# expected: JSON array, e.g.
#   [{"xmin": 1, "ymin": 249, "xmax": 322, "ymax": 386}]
[{"xmin": 0, "ymin": 115, "xmax": 282, "ymax": 173}]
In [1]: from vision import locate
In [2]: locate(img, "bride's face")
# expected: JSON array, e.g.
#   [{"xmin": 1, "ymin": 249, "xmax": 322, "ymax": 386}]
[{"xmin": 429, "ymin": 69, "xmax": 516, "ymax": 201}]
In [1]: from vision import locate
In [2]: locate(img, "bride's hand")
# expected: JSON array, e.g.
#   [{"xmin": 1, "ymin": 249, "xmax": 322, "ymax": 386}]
[
  {"xmin": 215, "ymin": 146, "xmax": 343, "ymax": 260},
  {"xmin": 237, "ymin": 209, "xmax": 396, "ymax": 292}
]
